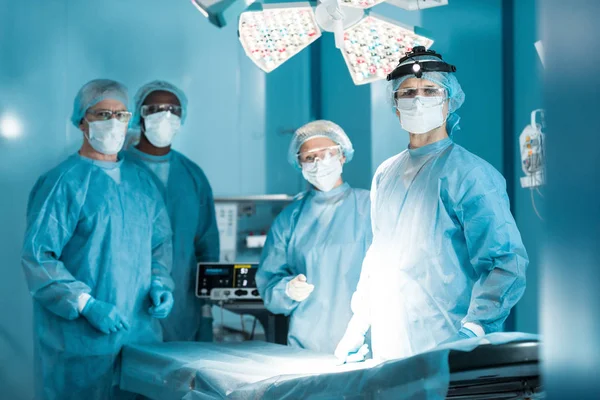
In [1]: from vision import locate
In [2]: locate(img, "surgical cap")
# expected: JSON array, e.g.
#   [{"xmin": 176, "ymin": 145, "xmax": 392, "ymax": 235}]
[
  {"xmin": 71, "ymin": 79, "xmax": 129, "ymax": 127},
  {"xmin": 132, "ymin": 81, "xmax": 188, "ymax": 129},
  {"xmin": 288, "ymin": 120, "xmax": 354, "ymax": 169},
  {"xmin": 391, "ymin": 55, "xmax": 465, "ymax": 134}
]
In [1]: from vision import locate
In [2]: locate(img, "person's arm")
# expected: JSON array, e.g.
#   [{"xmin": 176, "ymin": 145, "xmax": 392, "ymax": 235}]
[
  {"xmin": 346, "ymin": 180, "xmax": 379, "ymax": 334},
  {"xmin": 457, "ymin": 168, "xmax": 528, "ymax": 334},
  {"xmin": 255, "ymin": 212, "xmax": 300, "ymax": 316},
  {"xmin": 334, "ymin": 184, "xmax": 377, "ymax": 361},
  {"xmin": 150, "ymin": 199, "xmax": 175, "ymax": 291},
  {"xmin": 21, "ymin": 177, "xmax": 92, "ymax": 320},
  {"xmin": 194, "ymin": 181, "xmax": 220, "ymax": 263}
]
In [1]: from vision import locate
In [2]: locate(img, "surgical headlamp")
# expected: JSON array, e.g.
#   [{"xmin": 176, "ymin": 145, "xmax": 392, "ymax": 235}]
[{"xmin": 386, "ymin": 46, "xmax": 456, "ymax": 81}]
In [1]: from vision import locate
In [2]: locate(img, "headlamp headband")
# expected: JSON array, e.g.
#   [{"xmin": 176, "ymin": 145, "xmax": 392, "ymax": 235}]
[{"xmin": 386, "ymin": 46, "xmax": 457, "ymax": 81}]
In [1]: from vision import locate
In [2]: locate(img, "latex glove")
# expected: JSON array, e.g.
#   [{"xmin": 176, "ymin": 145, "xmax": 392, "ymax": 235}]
[
  {"xmin": 335, "ymin": 330, "xmax": 367, "ymax": 364},
  {"xmin": 148, "ymin": 287, "xmax": 174, "ymax": 319},
  {"xmin": 285, "ymin": 274, "xmax": 314, "ymax": 302},
  {"xmin": 440, "ymin": 326, "xmax": 477, "ymax": 346},
  {"xmin": 82, "ymin": 298, "xmax": 130, "ymax": 335}
]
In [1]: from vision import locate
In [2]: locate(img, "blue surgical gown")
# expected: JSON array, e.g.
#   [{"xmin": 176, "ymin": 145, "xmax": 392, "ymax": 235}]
[
  {"xmin": 21, "ymin": 154, "xmax": 174, "ymax": 400},
  {"xmin": 350, "ymin": 138, "xmax": 528, "ymax": 361},
  {"xmin": 124, "ymin": 147, "xmax": 220, "ymax": 342},
  {"xmin": 257, "ymin": 183, "xmax": 372, "ymax": 353}
]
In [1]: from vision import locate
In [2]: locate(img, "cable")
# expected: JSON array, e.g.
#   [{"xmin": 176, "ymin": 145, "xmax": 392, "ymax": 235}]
[
  {"xmin": 536, "ymin": 187, "xmax": 544, "ymax": 198},
  {"xmin": 219, "ymin": 302, "xmax": 225, "ymax": 343},
  {"xmin": 250, "ymin": 317, "xmax": 257, "ymax": 340},
  {"xmin": 530, "ymin": 188, "xmax": 544, "ymax": 221},
  {"xmin": 240, "ymin": 314, "xmax": 246, "ymax": 337}
]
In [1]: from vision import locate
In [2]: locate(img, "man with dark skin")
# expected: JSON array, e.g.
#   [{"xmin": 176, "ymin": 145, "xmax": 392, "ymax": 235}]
[
  {"xmin": 124, "ymin": 81, "xmax": 220, "ymax": 342},
  {"xmin": 137, "ymin": 90, "xmax": 180, "ymax": 155}
]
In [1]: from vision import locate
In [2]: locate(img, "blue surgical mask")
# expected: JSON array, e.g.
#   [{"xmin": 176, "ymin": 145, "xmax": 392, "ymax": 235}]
[{"xmin": 85, "ymin": 119, "xmax": 127, "ymax": 155}]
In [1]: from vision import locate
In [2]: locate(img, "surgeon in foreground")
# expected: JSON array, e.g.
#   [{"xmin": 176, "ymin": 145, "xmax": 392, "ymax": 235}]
[
  {"xmin": 335, "ymin": 47, "xmax": 528, "ymax": 363},
  {"xmin": 124, "ymin": 81, "xmax": 220, "ymax": 342},
  {"xmin": 21, "ymin": 79, "xmax": 175, "ymax": 399},
  {"xmin": 257, "ymin": 120, "xmax": 372, "ymax": 354}
]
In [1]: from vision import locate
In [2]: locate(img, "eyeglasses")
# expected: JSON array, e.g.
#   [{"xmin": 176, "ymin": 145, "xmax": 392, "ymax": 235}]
[
  {"xmin": 297, "ymin": 145, "xmax": 341, "ymax": 164},
  {"xmin": 86, "ymin": 109, "xmax": 132, "ymax": 123},
  {"xmin": 141, "ymin": 104, "xmax": 183, "ymax": 118}
]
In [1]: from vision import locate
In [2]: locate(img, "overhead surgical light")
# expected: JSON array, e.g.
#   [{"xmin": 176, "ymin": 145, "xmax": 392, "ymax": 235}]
[
  {"xmin": 191, "ymin": 0, "xmax": 257, "ymax": 27},
  {"xmin": 339, "ymin": 0, "xmax": 386, "ymax": 8},
  {"xmin": 341, "ymin": 15, "xmax": 433, "ymax": 84},
  {"xmin": 385, "ymin": 0, "xmax": 448, "ymax": 10},
  {"xmin": 237, "ymin": 0, "xmax": 446, "ymax": 84},
  {"xmin": 238, "ymin": 3, "xmax": 322, "ymax": 73}
]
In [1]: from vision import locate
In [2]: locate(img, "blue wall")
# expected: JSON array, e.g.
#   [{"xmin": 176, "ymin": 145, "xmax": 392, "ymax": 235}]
[
  {"xmin": 512, "ymin": 0, "xmax": 543, "ymax": 334},
  {"xmin": 320, "ymin": 33, "xmax": 373, "ymax": 189},
  {"xmin": 265, "ymin": 50, "xmax": 313, "ymax": 194}
]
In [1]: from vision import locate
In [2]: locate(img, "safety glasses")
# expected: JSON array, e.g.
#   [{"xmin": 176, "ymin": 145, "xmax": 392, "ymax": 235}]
[
  {"xmin": 86, "ymin": 109, "xmax": 132, "ymax": 123},
  {"xmin": 395, "ymin": 87, "xmax": 446, "ymax": 99},
  {"xmin": 297, "ymin": 145, "xmax": 341, "ymax": 164},
  {"xmin": 141, "ymin": 104, "xmax": 183, "ymax": 118},
  {"xmin": 395, "ymin": 87, "xmax": 447, "ymax": 110}
]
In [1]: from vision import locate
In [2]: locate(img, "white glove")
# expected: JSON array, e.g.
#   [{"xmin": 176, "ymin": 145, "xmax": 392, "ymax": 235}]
[
  {"xmin": 335, "ymin": 315, "xmax": 370, "ymax": 363},
  {"xmin": 335, "ymin": 331, "xmax": 367, "ymax": 363},
  {"xmin": 285, "ymin": 274, "xmax": 314, "ymax": 302}
]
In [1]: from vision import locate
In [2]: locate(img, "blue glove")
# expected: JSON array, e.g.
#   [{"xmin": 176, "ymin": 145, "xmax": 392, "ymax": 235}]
[
  {"xmin": 81, "ymin": 298, "xmax": 130, "ymax": 335},
  {"xmin": 148, "ymin": 287, "xmax": 174, "ymax": 319},
  {"xmin": 440, "ymin": 326, "xmax": 477, "ymax": 346}
]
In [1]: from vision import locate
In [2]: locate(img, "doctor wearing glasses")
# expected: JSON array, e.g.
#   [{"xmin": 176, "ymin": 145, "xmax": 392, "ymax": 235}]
[
  {"xmin": 124, "ymin": 81, "xmax": 220, "ymax": 343},
  {"xmin": 256, "ymin": 120, "xmax": 372, "ymax": 356},
  {"xmin": 21, "ymin": 79, "xmax": 174, "ymax": 399},
  {"xmin": 335, "ymin": 47, "xmax": 528, "ymax": 363}
]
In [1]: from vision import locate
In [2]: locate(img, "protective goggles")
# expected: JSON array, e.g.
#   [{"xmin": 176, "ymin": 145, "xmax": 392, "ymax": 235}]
[
  {"xmin": 386, "ymin": 46, "xmax": 456, "ymax": 81},
  {"xmin": 85, "ymin": 109, "xmax": 132, "ymax": 123},
  {"xmin": 297, "ymin": 145, "xmax": 341, "ymax": 164},
  {"xmin": 394, "ymin": 87, "xmax": 447, "ymax": 110},
  {"xmin": 141, "ymin": 104, "xmax": 183, "ymax": 118}
]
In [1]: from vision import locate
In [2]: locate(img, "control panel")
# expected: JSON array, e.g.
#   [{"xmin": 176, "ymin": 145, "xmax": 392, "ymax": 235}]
[{"xmin": 196, "ymin": 263, "xmax": 261, "ymax": 301}]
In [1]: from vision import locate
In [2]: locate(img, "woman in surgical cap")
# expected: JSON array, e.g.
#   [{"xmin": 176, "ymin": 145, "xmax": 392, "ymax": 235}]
[
  {"xmin": 256, "ymin": 120, "xmax": 372, "ymax": 356},
  {"xmin": 335, "ymin": 47, "xmax": 528, "ymax": 363},
  {"xmin": 21, "ymin": 79, "xmax": 175, "ymax": 399}
]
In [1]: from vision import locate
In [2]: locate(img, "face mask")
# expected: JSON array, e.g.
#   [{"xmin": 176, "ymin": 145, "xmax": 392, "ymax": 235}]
[
  {"xmin": 86, "ymin": 119, "xmax": 127, "ymax": 155},
  {"xmin": 397, "ymin": 96, "xmax": 446, "ymax": 135},
  {"xmin": 143, "ymin": 111, "xmax": 181, "ymax": 148},
  {"xmin": 301, "ymin": 154, "xmax": 343, "ymax": 192}
]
